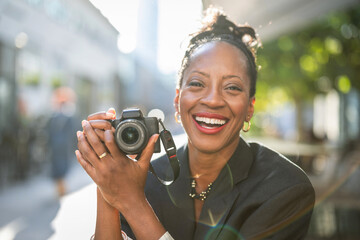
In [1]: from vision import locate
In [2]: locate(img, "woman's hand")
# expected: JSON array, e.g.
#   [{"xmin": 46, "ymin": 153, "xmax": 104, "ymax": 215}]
[
  {"xmin": 75, "ymin": 108, "xmax": 159, "ymax": 212},
  {"xmin": 76, "ymin": 110, "xmax": 170, "ymax": 239}
]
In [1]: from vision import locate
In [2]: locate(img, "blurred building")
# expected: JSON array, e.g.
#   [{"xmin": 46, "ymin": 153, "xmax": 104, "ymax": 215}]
[
  {"xmin": 122, "ymin": 0, "xmax": 179, "ymax": 129},
  {"xmin": 0, "ymin": 0, "xmax": 122, "ymax": 187},
  {"xmin": 126, "ymin": 0, "xmax": 159, "ymax": 110}
]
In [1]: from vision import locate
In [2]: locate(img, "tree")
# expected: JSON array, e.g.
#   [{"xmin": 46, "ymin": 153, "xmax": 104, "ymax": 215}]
[{"xmin": 255, "ymin": 5, "xmax": 360, "ymax": 141}]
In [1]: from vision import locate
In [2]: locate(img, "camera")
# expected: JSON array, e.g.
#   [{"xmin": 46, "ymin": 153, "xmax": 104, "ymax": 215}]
[{"xmin": 109, "ymin": 108, "xmax": 160, "ymax": 154}]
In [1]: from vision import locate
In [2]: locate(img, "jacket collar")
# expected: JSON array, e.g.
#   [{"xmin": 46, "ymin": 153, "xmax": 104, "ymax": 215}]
[
  {"xmin": 167, "ymin": 137, "xmax": 255, "ymax": 239},
  {"xmin": 195, "ymin": 137, "xmax": 255, "ymax": 239},
  {"xmin": 226, "ymin": 136, "xmax": 254, "ymax": 185}
]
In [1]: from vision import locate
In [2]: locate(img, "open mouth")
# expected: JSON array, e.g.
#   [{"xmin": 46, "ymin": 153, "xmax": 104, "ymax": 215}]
[
  {"xmin": 194, "ymin": 116, "xmax": 227, "ymax": 129},
  {"xmin": 192, "ymin": 113, "xmax": 229, "ymax": 134}
]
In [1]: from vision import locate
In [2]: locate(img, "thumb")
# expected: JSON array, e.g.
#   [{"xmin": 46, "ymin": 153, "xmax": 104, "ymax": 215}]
[{"xmin": 137, "ymin": 134, "xmax": 159, "ymax": 169}]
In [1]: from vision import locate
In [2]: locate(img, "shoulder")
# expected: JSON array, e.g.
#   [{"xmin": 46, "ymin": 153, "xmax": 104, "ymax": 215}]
[
  {"xmin": 249, "ymin": 140, "xmax": 312, "ymax": 184},
  {"xmin": 234, "ymin": 139, "xmax": 315, "ymax": 202},
  {"xmin": 231, "ymin": 139, "xmax": 315, "ymax": 220},
  {"xmin": 228, "ymin": 140, "xmax": 315, "ymax": 239}
]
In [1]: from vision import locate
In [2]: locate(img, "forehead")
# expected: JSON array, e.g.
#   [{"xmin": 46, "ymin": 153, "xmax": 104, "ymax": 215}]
[
  {"xmin": 189, "ymin": 41, "xmax": 249, "ymax": 70},
  {"xmin": 185, "ymin": 41, "xmax": 250, "ymax": 79}
]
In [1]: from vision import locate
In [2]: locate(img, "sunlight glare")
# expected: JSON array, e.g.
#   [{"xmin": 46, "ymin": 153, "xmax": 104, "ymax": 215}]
[
  {"xmin": 89, "ymin": 0, "xmax": 139, "ymax": 53},
  {"xmin": 157, "ymin": 0, "xmax": 203, "ymax": 74}
]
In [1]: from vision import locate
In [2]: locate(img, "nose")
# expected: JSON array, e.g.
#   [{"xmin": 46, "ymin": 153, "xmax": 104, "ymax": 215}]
[{"xmin": 199, "ymin": 86, "xmax": 225, "ymax": 108}]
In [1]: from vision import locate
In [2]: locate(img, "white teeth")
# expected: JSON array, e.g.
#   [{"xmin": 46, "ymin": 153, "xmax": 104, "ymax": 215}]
[{"xmin": 195, "ymin": 116, "xmax": 226, "ymax": 125}]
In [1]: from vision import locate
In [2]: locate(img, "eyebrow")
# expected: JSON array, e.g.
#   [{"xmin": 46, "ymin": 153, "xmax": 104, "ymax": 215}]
[
  {"xmin": 190, "ymin": 71, "xmax": 245, "ymax": 83},
  {"xmin": 222, "ymin": 75, "xmax": 244, "ymax": 82},
  {"xmin": 190, "ymin": 70, "xmax": 210, "ymax": 78},
  {"xmin": 191, "ymin": 71, "xmax": 243, "ymax": 80}
]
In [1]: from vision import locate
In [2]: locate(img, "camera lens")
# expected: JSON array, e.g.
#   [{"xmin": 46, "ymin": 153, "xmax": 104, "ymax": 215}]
[
  {"xmin": 114, "ymin": 119, "xmax": 148, "ymax": 154},
  {"xmin": 121, "ymin": 127, "xmax": 139, "ymax": 145}
]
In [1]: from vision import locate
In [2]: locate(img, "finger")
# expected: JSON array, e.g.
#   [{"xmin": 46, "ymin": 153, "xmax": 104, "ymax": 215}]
[
  {"xmin": 82, "ymin": 120, "xmax": 110, "ymax": 161},
  {"xmin": 103, "ymin": 129, "xmax": 125, "ymax": 162},
  {"xmin": 94, "ymin": 129, "xmax": 105, "ymax": 142},
  {"xmin": 87, "ymin": 108, "xmax": 116, "ymax": 121},
  {"xmin": 137, "ymin": 134, "xmax": 159, "ymax": 170},
  {"xmin": 75, "ymin": 150, "xmax": 97, "ymax": 181},
  {"xmin": 107, "ymin": 107, "xmax": 116, "ymax": 116},
  {"xmin": 89, "ymin": 119, "xmax": 113, "ymax": 131},
  {"xmin": 93, "ymin": 129, "xmax": 115, "ymax": 143},
  {"xmin": 75, "ymin": 135, "xmax": 94, "ymax": 168},
  {"xmin": 77, "ymin": 131, "xmax": 101, "ymax": 168}
]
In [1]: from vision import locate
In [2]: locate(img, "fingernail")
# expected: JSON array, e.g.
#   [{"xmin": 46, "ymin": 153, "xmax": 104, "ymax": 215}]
[
  {"xmin": 107, "ymin": 108, "xmax": 116, "ymax": 115},
  {"xmin": 77, "ymin": 131, "xmax": 82, "ymax": 138},
  {"xmin": 153, "ymin": 134, "xmax": 160, "ymax": 143},
  {"xmin": 81, "ymin": 120, "xmax": 87, "ymax": 127}
]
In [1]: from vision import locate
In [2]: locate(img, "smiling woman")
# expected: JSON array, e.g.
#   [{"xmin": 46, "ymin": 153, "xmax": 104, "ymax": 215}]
[
  {"xmin": 175, "ymin": 41, "xmax": 254, "ymax": 155},
  {"xmin": 75, "ymin": 6, "xmax": 315, "ymax": 240}
]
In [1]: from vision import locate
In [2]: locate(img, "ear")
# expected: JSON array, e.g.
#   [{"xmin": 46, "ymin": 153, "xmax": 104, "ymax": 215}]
[
  {"xmin": 174, "ymin": 89, "xmax": 180, "ymax": 113},
  {"xmin": 247, "ymin": 97, "xmax": 255, "ymax": 120}
]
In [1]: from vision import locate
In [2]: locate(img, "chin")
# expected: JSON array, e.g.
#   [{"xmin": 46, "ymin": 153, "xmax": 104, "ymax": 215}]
[
  {"xmin": 184, "ymin": 122, "xmax": 241, "ymax": 154},
  {"xmin": 188, "ymin": 137, "xmax": 231, "ymax": 154}
]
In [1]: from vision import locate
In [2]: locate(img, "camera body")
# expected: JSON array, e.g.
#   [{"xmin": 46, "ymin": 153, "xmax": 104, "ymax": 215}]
[{"xmin": 109, "ymin": 109, "xmax": 160, "ymax": 154}]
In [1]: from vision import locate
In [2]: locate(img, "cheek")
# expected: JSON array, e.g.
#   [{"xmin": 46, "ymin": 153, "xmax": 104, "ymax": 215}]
[
  {"xmin": 178, "ymin": 91, "xmax": 198, "ymax": 113},
  {"xmin": 228, "ymin": 100, "xmax": 249, "ymax": 119}
]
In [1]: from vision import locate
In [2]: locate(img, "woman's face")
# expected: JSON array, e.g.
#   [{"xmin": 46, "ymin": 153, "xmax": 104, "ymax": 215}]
[{"xmin": 174, "ymin": 41, "xmax": 255, "ymax": 154}]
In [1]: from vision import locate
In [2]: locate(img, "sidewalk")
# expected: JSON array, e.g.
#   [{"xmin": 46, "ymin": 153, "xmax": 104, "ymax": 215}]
[
  {"xmin": 0, "ymin": 134, "xmax": 188, "ymax": 240},
  {"xmin": 0, "ymin": 161, "xmax": 94, "ymax": 240}
]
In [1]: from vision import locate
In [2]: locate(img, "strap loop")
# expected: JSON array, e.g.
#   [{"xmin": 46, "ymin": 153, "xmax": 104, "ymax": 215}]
[{"xmin": 138, "ymin": 119, "xmax": 180, "ymax": 186}]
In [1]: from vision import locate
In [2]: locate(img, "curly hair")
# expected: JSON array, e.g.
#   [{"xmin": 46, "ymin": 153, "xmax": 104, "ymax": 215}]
[{"xmin": 177, "ymin": 7, "xmax": 260, "ymax": 97}]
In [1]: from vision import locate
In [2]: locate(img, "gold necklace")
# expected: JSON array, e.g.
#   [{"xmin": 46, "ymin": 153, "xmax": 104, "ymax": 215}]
[{"xmin": 189, "ymin": 178, "xmax": 213, "ymax": 201}]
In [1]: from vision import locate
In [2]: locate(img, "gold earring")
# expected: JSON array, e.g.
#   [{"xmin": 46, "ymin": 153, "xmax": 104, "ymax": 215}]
[
  {"xmin": 175, "ymin": 112, "xmax": 181, "ymax": 124},
  {"xmin": 242, "ymin": 121, "xmax": 251, "ymax": 132}
]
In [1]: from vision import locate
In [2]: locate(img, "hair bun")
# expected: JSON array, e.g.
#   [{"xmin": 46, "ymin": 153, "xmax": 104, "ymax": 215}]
[
  {"xmin": 198, "ymin": 8, "xmax": 259, "ymax": 51},
  {"xmin": 212, "ymin": 15, "xmax": 231, "ymax": 33}
]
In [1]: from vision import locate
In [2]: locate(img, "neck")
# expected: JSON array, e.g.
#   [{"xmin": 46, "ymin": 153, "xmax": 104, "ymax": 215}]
[{"xmin": 187, "ymin": 137, "xmax": 239, "ymax": 183}]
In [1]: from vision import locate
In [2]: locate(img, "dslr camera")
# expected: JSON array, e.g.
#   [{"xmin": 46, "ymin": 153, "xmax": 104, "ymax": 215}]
[{"xmin": 109, "ymin": 108, "xmax": 160, "ymax": 154}]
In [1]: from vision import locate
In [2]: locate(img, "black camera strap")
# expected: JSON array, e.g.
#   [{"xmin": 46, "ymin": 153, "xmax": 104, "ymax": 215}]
[{"xmin": 137, "ymin": 120, "xmax": 180, "ymax": 186}]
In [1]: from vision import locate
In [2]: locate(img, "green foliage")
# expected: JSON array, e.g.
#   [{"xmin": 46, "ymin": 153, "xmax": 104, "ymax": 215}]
[
  {"xmin": 22, "ymin": 72, "xmax": 40, "ymax": 86},
  {"xmin": 51, "ymin": 75, "xmax": 64, "ymax": 88},
  {"xmin": 256, "ymin": 5, "xmax": 360, "ymax": 105},
  {"xmin": 337, "ymin": 75, "xmax": 351, "ymax": 93}
]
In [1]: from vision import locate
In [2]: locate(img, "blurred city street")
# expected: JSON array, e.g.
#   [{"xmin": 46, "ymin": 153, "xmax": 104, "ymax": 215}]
[
  {"xmin": 0, "ymin": 134, "xmax": 188, "ymax": 240},
  {"xmin": 0, "ymin": 160, "xmax": 95, "ymax": 240}
]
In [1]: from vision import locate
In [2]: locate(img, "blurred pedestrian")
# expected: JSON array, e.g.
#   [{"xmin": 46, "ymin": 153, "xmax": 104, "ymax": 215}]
[{"xmin": 47, "ymin": 86, "xmax": 77, "ymax": 197}]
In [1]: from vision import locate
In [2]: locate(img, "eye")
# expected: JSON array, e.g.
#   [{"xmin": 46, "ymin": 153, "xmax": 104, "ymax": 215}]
[
  {"xmin": 188, "ymin": 80, "xmax": 204, "ymax": 88},
  {"xmin": 226, "ymin": 85, "xmax": 243, "ymax": 92}
]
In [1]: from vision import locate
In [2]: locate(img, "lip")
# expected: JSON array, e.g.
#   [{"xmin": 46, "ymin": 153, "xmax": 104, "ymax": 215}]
[
  {"xmin": 192, "ymin": 112, "xmax": 229, "ymax": 134},
  {"xmin": 194, "ymin": 112, "xmax": 228, "ymax": 120}
]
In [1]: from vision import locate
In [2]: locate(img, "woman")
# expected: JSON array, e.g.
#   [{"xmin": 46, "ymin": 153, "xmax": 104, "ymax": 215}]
[{"xmin": 76, "ymin": 8, "xmax": 315, "ymax": 240}]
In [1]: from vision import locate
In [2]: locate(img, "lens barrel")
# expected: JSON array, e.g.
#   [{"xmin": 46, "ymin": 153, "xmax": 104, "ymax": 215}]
[{"xmin": 114, "ymin": 119, "xmax": 148, "ymax": 154}]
